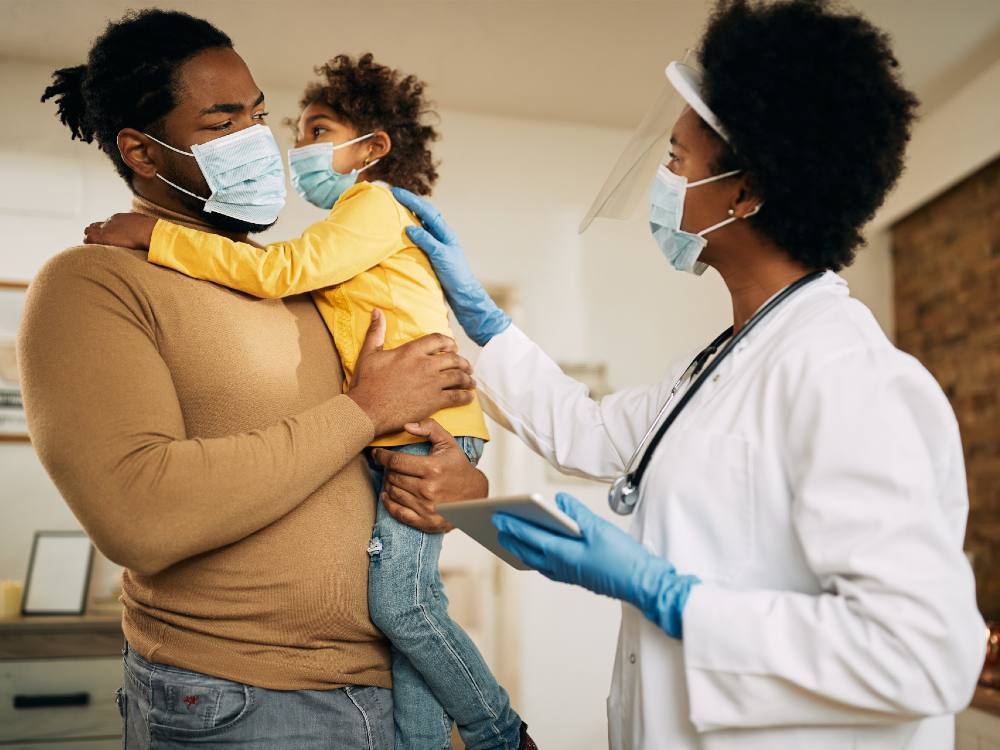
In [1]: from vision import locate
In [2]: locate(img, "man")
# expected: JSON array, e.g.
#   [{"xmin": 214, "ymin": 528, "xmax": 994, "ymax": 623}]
[{"xmin": 20, "ymin": 9, "xmax": 485, "ymax": 748}]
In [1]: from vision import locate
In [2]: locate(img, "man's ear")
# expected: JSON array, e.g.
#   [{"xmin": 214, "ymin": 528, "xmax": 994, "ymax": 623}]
[
  {"xmin": 117, "ymin": 128, "xmax": 159, "ymax": 180},
  {"xmin": 368, "ymin": 130, "xmax": 392, "ymax": 161},
  {"xmin": 731, "ymin": 174, "xmax": 764, "ymax": 219}
]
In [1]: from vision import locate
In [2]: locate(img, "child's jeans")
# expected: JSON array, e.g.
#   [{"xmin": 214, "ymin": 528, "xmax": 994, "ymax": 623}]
[{"xmin": 366, "ymin": 438, "xmax": 522, "ymax": 750}]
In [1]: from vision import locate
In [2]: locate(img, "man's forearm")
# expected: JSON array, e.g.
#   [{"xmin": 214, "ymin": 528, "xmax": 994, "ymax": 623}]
[{"xmin": 37, "ymin": 395, "xmax": 374, "ymax": 575}]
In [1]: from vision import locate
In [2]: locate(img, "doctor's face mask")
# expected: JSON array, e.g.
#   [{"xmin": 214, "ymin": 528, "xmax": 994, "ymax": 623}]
[{"xmin": 648, "ymin": 165, "xmax": 746, "ymax": 275}]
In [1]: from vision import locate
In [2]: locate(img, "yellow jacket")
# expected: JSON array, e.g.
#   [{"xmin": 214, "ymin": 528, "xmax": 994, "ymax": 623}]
[{"xmin": 148, "ymin": 181, "xmax": 488, "ymax": 447}]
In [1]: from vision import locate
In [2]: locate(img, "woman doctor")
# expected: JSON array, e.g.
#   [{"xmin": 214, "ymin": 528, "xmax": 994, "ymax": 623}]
[{"xmin": 375, "ymin": 1, "xmax": 986, "ymax": 748}]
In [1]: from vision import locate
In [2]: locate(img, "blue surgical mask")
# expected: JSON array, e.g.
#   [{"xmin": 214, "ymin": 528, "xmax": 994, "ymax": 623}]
[
  {"xmin": 145, "ymin": 124, "xmax": 287, "ymax": 226},
  {"xmin": 288, "ymin": 134, "xmax": 380, "ymax": 209},
  {"xmin": 649, "ymin": 165, "xmax": 758, "ymax": 275}
]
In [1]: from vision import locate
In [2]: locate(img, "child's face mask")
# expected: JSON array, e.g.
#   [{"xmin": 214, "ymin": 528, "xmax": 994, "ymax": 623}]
[{"xmin": 288, "ymin": 134, "xmax": 379, "ymax": 209}]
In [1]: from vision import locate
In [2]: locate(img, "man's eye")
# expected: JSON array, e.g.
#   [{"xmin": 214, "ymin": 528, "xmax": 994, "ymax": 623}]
[
  {"xmin": 253, "ymin": 110, "xmax": 269, "ymax": 122},
  {"xmin": 211, "ymin": 120, "xmax": 233, "ymax": 131}
]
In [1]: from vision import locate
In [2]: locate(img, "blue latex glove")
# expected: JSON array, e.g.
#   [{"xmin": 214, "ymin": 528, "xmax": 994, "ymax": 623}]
[
  {"xmin": 391, "ymin": 187, "xmax": 512, "ymax": 346},
  {"xmin": 493, "ymin": 493, "xmax": 700, "ymax": 639}
]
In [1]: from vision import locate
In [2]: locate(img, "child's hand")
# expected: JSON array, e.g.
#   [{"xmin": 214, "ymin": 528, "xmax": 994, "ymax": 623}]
[{"xmin": 83, "ymin": 213, "xmax": 157, "ymax": 250}]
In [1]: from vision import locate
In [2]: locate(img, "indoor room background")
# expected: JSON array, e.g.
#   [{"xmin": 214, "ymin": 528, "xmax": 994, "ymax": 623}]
[{"xmin": 0, "ymin": 1, "xmax": 997, "ymax": 748}]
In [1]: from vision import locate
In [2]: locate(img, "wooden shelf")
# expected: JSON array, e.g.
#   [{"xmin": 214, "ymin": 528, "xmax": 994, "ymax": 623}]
[{"xmin": 0, "ymin": 613, "xmax": 123, "ymax": 660}]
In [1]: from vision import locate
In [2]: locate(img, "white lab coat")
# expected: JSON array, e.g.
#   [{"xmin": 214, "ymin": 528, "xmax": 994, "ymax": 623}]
[{"xmin": 474, "ymin": 272, "xmax": 985, "ymax": 750}]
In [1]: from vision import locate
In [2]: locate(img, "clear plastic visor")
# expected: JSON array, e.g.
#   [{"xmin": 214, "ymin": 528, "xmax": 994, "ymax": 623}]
[{"xmin": 579, "ymin": 53, "xmax": 723, "ymax": 234}]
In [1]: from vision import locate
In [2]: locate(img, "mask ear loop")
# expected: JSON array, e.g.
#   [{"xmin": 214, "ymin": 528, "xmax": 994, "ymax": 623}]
[
  {"xmin": 697, "ymin": 201, "xmax": 764, "ymax": 238},
  {"xmin": 329, "ymin": 132, "xmax": 382, "ymax": 175},
  {"xmin": 142, "ymin": 132, "xmax": 211, "ymax": 201},
  {"xmin": 155, "ymin": 174, "xmax": 209, "ymax": 202},
  {"xmin": 687, "ymin": 169, "xmax": 742, "ymax": 188},
  {"xmin": 143, "ymin": 132, "xmax": 195, "ymax": 157},
  {"xmin": 331, "ymin": 132, "xmax": 376, "ymax": 151}
]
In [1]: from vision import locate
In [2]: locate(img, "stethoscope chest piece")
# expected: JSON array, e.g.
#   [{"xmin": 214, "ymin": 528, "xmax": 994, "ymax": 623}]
[{"xmin": 609, "ymin": 474, "xmax": 639, "ymax": 516}]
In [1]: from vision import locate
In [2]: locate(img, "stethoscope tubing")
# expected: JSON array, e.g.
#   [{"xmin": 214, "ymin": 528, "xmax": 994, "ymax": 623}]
[{"xmin": 609, "ymin": 269, "xmax": 826, "ymax": 515}]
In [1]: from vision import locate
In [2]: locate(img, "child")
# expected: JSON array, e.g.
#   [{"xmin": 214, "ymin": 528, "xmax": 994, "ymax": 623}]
[{"xmin": 86, "ymin": 53, "xmax": 534, "ymax": 750}]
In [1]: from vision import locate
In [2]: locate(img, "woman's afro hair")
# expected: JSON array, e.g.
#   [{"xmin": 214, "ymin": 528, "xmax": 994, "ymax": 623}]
[{"xmin": 698, "ymin": 0, "xmax": 919, "ymax": 270}]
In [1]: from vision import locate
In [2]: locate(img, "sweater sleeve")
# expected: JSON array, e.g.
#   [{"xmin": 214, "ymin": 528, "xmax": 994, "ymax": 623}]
[
  {"xmin": 17, "ymin": 248, "xmax": 375, "ymax": 576},
  {"xmin": 147, "ymin": 183, "xmax": 406, "ymax": 298}
]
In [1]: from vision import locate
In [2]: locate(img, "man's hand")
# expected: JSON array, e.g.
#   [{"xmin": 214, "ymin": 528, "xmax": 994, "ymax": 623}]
[
  {"xmin": 372, "ymin": 419, "xmax": 489, "ymax": 533},
  {"xmin": 84, "ymin": 213, "xmax": 157, "ymax": 250},
  {"xmin": 348, "ymin": 311, "xmax": 476, "ymax": 436}
]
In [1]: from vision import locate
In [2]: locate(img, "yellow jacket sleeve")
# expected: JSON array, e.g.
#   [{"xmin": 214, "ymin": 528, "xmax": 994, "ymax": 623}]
[{"xmin": 148, "ymin": 183, "xmax": 408, "ymax": 298}]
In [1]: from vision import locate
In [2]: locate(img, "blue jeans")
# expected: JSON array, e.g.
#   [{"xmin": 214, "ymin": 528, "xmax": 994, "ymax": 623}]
[
  {"xmin": 117, "ymin": 642, "xmax": 393, "ymax": 749},
  {"xmin": 366, "ymin": 438, "xmax": 521, "ymax": 750}
]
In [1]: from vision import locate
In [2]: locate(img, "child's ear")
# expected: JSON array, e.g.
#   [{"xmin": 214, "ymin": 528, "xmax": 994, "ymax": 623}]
[{"xmin": 370, "ymin": 131, "xmax": 392, "ymax": 159}]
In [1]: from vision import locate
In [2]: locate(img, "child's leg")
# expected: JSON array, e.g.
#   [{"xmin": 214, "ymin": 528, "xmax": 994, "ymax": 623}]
[{"xmin": 367, "ymin": 439, "xmax": 522, "ymax": 750}]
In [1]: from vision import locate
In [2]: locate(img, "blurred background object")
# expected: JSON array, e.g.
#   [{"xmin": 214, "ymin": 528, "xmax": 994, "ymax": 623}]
[{"xmin": 0, "ymin": 2, "xmax": 997, "ymax": 747}]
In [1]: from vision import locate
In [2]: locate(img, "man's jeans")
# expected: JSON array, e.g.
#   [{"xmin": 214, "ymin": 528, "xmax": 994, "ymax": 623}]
[
  {"xmin": 117, "ymin": 642, "xmax": 393, "ymax": 749},
  {"xmin": 367, "ymin": 438, "xmax": 522, "ymax": 750}
]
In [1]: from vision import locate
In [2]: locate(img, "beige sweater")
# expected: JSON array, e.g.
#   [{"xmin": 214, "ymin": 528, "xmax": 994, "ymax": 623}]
[{"xmin": 18, "ymin": 196, "xmax": 390, "ymax": 690}]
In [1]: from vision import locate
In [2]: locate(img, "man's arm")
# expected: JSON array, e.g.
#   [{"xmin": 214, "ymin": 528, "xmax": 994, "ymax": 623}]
[{"xmin": 18, "ymin": 250, "xmax": 473, "ymax": 575}]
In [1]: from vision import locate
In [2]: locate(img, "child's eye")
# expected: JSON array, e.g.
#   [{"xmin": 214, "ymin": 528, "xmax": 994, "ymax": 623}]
[
  {"xmin": 312, "ymin": 126, "xmax": 328, "ymax": 138},
  {"xmin": 253, "ymin": 110, "xmax": 269, "ymax": 122},
  {"xmin": 667, "ymin": 150, "xmax": 679, "ymax": 163}
]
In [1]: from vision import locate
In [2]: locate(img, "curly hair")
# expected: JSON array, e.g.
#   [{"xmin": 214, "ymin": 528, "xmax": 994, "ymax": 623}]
[
  {"xmin": 41, "ymin": 9, "xmax": 232, "ymax": 186},
  {"xmin": 697, "ymin": 0, "xmax": 919, "ymax": 271},
  {"xmin": 299, "ymin": 53, "xmax": 439, "ymax": 195}
]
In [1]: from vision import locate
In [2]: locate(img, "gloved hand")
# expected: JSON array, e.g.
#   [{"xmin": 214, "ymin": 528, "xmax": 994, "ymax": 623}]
[
  {"xmin": 493, "ymin": 493, "xmax": 700, "ymax": 639},
  {"xmin": 391, "ymin": 187, "xmax": 512, "ymax": 347}
]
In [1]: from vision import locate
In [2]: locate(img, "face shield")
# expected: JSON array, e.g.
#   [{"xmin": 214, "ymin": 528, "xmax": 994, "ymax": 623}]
[{"xmin": 579, "ymin": 57, "xmax": 730, "ymax": 234}]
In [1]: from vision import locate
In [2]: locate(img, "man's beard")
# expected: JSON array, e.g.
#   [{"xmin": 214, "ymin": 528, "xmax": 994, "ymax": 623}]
[
  {"xmin": 199, "ymin": 207, "xmax": 277, "ymax": 235},
  {"xmin": 159, "ymin": 156, "xmax": 279, "ymax": 235}
]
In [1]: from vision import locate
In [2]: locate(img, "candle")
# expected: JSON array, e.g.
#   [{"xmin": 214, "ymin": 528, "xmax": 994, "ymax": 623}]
[{"xmin": 0, "ymin": 580, "xmax": 23, "ymax": 618}]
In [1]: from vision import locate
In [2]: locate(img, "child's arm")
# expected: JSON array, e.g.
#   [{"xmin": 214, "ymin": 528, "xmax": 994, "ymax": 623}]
[
  {"xmin": 84, "ymin": 214, "xmax": 157, "ymax": 249},
  {"xmin": 95, "ymin": 186, "xmax": 407, "ymax": 299}
]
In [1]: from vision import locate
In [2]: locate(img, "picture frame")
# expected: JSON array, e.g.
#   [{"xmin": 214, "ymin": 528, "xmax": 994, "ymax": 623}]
[
  {"xmin": 0, "ymin": 279, "xmax": 29, "ymax": 443},
  {"xmin": 21, "ymin": 531, "xmax": 94, "ymax": 616}
]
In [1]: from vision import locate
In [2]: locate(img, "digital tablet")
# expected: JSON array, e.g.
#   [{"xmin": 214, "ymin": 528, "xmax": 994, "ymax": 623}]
[{"xmin": 439, "ymin": 493, "xmax": 583, "ymax": 571}]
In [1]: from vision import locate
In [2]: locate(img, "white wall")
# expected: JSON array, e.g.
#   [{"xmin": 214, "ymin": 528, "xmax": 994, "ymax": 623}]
[{"xmin": 0, "ymin": 52, "xmax": 957, "ymax": 748}]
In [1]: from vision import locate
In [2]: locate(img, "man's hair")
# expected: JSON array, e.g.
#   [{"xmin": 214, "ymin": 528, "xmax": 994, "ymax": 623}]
[
  {"xmin": 41, "ymin": 9, "xmax": 233, "ymax": 186},
  {"xmin": 298, "ymin": 53, "xmax": 440, "ymax": 195},
  {"xmin": 698, "ymin": 0, "xmax": 919, "ymax": 271}
]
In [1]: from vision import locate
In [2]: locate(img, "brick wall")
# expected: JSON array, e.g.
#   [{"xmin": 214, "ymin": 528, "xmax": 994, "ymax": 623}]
[{"xmin": 891, "ymin": 156, "xmax": 999, "ymax": 619}]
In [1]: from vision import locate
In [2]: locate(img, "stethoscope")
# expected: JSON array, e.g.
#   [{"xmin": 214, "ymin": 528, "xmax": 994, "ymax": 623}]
[{"xmin": 608, "ymin": 270, "xmax": 826, "ymax": 515}]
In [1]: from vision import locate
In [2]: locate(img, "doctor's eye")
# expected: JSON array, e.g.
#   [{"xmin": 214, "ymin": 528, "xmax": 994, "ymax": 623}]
[{"xmin": 667, "ymin": 150, "xmax": 680, "ymax": 164}]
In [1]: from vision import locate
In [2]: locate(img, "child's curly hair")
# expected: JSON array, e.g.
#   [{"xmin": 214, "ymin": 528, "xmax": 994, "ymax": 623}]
[{"xmin": 298, "ymin": 53, "xmax": 439, "ymax": 195}]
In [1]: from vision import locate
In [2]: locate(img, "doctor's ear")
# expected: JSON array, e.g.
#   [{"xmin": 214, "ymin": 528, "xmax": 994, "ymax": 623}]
[
  {"xmin": 117, "ymin": 128, "xmax": 158, "ymax": 180},
  {"xmin": 731, "ymin": 177, "xmax": 764, "ymax": 220}
]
